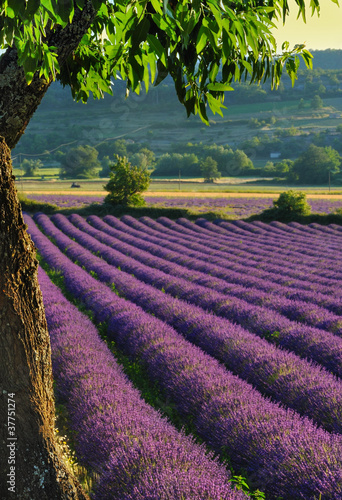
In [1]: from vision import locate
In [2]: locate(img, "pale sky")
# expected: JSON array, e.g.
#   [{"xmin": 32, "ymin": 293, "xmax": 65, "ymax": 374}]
[{"xmin": 273, "ymin": 0, "xmax": 342, "ymax": 50}]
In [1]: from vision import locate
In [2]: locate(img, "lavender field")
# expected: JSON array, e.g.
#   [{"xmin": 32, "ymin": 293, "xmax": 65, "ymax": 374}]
[
  {"xmin": 25, "ymin": 193, "xmax": 342, "ymax": 217},
  {"xmin": 25, "ymin": 212, "xmax": 342, "ymax": 499}
]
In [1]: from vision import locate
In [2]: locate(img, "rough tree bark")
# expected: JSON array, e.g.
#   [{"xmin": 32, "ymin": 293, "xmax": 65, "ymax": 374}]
[
  {"xmin": 0, "ymin": 2, "xmax": 99, "ymax": 498},
  {"xmin": 0, "ymin": 138, "xmax": 90, "ymax": 499}
]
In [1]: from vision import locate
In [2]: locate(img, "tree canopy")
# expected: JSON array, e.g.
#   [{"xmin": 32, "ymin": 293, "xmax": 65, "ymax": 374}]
[
  {"xmin": 104, "ymin": 154, "xmax": 150, "ymax": 205},
  {"xmin": 0, "ymin": 0, "xmax": 321, "ymax": 141},
  {"xmin": 292, "ymin": 144, "xmax": 341, "ymax": 184},
  {"xmin": 59, "ymin": 144, "xmax": 101, "ymax": 178},
  {"xmin": 200, "ymin": 155, "xmax": 221, "ymax": 182}
]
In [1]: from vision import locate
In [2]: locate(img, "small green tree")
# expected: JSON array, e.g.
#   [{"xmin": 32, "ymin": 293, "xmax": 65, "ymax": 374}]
[
  {"xmin": 22, "ymin": 158, "xmax": 43, "ymax": 177},
  {"xmin": 311, "ymin": 94, "xmax": 324, "ymax": 110},
  {"xmin": 259, "ymin": 190, "xmax": 311, "ymax": 222},
  {"xmin": 298, "ymin": 98, "xmax": 306, "ymax": 110},
  {"xmin": 99, "ymin": 156, "xmax": 112, "ymax": 178},
  {"xmin": 273, "ymin": 190, "xmax": 311, "ymax": 215},
  {"xmin": 292, "ymin": 144, "xmax": 341, "ymax": 184},
  {"xmin": 200, "ymin": 156, "xmax": 221, "ymax": 183},
  {"xmin": 59, "ymin": 145, "xmax": 101, "ymax": 179},
  {"xmin": 273, "ymin": 159, "xmax": 294, "ymax": 174},
  {"xmin": 104, "ymin": 155, "xmax": 150, "ymax": 206},
  {"xmin": 130, "ymin": 148, "xmax": 155, "ymax": 170}
]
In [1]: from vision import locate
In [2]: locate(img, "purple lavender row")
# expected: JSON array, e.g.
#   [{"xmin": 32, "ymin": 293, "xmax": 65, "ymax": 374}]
[
  {"xmin": 113, "ymin": 215, "xmax": 342, "ymax": 298},
  {"xmin": 285, "ymin": 221, "xmax": 342, "ymax": 241},
  {"xmin": 195, "ymin": 217, "xmax": 342, "ymax": 275},
  {"xmin": 151, "ymin": 215, "xmax": 342, "ymax": 290},
  {"xmin": 151, "ymin": 217, "xmax": 342, "ymax": 290},
  {"xmin": 25, "ymin": 215, "xmax": 342, "ymax": 500},
  {"xmin": 38, "ymin": 212, "xmax": 342, "ymax": 432},
  {"xmin": 38, "ymin": 267, "xmax": 245, "ymax": 500},
  {"xmin": 184, "ymin": 218, "xmax": 342, "ymax": 312},
  {"xmin": 146, "ymin": 195, "xmax": 342, "ymax": 216},
  {"xmin": 194, "ymin": 219, "xmax": 342, "ymax": 291},
  {"xmin": 26, "ymin": 194, "xmax": 103, "ymax": 208},
  {"xmin": 308, "ymin": 222, "xmax": 342, "ymax": 235},
  {"xmin": 130, "ymin": 215, "xmax": 342, "ymax": 300},
  {"xmin": 130, "ymin": 213, "xmax": 340, "ymax": 280},
  {"xmin": 34, "ymin": 233, "xmax": 250, "ymax": 500},
  {"xmin": 142, "ymin": 212, "xmax": 342, "ymax": 266},
  {"xmin": 150, "ymin": 214, "xmax": 342, "ymax": 277},
  {"xmin": 252, "ymin": 220, "xmax": 342, "ymax": 240},
  {"xmin": 213, "ymin": 218, "xmax": 342, "ymax": 260},
  {"xmin": 101, "ymin": 216, "xmax": 342, "ymax": 333},
  {"xmin": 113, "ymin": 214, "xmax": 342, "ymax": 308},
  {"xmin": 71, "ymin": 213, "xmax": 342, "ymax": 337},
  {"xmin": 93, "ymin": 214, "xmax": 342, "ymax": 318}
]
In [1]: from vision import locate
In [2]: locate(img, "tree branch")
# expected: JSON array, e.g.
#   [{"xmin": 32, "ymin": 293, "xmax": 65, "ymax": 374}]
[{"xmin": 0, "ymin": 1, "xmax": 97, "ymax": 150}]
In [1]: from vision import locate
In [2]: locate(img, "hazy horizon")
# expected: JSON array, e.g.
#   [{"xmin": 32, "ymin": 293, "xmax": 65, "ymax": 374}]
[{"xmin": 273, "ymin": 0, "xmax": 342, "ymax": 51}]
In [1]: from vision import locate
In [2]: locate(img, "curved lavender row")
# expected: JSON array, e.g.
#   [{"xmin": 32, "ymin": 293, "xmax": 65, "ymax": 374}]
[
  {"xmin": 39, "ymin": 268, "xmax": 243, "ymax": 500},
  {"xmin": 195, "ymin": 218, "xmax": 342, "ymax": 278},
  {"xmin": 289, "ymin": 221, "xmax": 342, "ymax": 239},
  {"xmin": 251, "ymin": 220, "xmax": 342, "ymax": 240},
  {"xmin": 153, "ymin": 217, "xmax": 342, "ymax": 289},
  {"xmin": 171, "ymin": 215, "xmax": 342, "ymax": 274},
  {"xmin": 114, "ymin": 215, "xmax": 342, "ymax": 297},
  {"xmin": 146, "ymin": 212, "xmax": 342, "ymax": 273},
  {"xmin": 121, "ymin": 215, "xmax": 342, "ymax": 313},
  {"xmin": 330, "ymin": 223, "xmax": 342, "ymax": 233},
  {"xmin": 231, "ymin": 218, "xmax": 342, "ymax": 246},
  {"xmin": 136, "ymin": 214, "xmax": 342, "ymax": 284},
  {"xmin": 92, "ymin": 214, "xmax": 342, "ymax": 322},
  {"xmin": 97, "ymin": 214, "xmax": 342, "ymax": 333},
  {"xmin": 308, "ymin": 222, "xmax": 342, "ymax": 236},
  {"xmin": 25, "ymin": 215, "xmax": 342, "ymax": 500},
  {"xmin": 39, "ymin": 212, "xmax": 342, "ymax": 431},
  {"xmin": 131, "ymin": 216, "xmax": 342, "ymax": 301},
  {"xmin": 216, "ymin": 218, "xmax": 342, "ymax": 259}
]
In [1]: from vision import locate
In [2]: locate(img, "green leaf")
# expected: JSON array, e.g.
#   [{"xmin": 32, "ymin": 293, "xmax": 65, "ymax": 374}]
[
  {"xmin": 22, "ymin": 54, "xmax": 38, "ymax": 84},
  {"xmin": 209, "ymin": 61, "xmax": 219, "ymax": 82},
  {"xmin": 40, "ymin": 0, "xmax": 73, "ymax": 25},
  {"xmin": 131, "ymin": 17, "xmax": 150, "ymax": 49},
  {"xmin": 196, "ymin": 25, "xmax": 207, "ymax": 54},
  {"xmin": 207, "ymin": 82, "xmax": 233, "ymax": 91},
  {"xmin": 150, "ymin": 0, "xmax": 163, "ymax": 14},
  {"xmin": 207, "ymin": 93, "xmax": 226, "ymax": 117},
  {"xmin": 155, "ymin": 59, "xmax": 169, "ymax": 86},
  {"xmin": 146, "ymin": 48, "xmax": 157, "ymax": 83},
  {"xmin": 147, "ymin": 34, "xmax": 167, "ymax": 66},
  {"xmin": 240, "ymin": 59, "xmax": 253, "ymax": 74},
  {"xmin": 7, "ymin": 0, "xmax": 26, "ymax": 18},
  {"xmin": 197, "ymin": 100, "xmax": 209, "ymax": 126}
]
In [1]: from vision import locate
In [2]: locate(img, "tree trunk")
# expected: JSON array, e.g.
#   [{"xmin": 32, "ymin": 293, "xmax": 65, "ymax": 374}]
[
  {"xmin": 0, "ymin": 145, "xmax": 90, "ymax": 497},
  {"xmin": 0, "ymin": 3, "xmax": 100, "ymax": 497}
]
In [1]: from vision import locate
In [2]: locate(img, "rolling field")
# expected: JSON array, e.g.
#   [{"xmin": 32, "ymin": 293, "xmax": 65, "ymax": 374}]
[
  {"xmin": 24, "ymin": 191, "xmax": 342, "ymax": 219},
  {"xmin": 24, "ymin": 211, "xmax": 342, "ymax": 499}
]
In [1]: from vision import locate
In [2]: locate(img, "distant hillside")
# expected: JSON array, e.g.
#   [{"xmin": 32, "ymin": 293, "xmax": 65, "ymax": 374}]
[
  {"xmin": 12, "ymin": 50, "xmax": 342, "ymax": 163},
  {"xmin": 310, "ymin": 50, "xmax": 342, "ymax": 70}
]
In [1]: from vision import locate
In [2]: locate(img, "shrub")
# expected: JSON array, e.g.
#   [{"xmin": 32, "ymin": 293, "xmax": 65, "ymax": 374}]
[
  {"xmin": 273, "ymin": 190, "xmax": 311, "ymax": 215},
  {"xmin": 200, "ymin": 156, "xmax": 221, "ymax": 183},
  {"xmin": 256, "ymin": 190, "xmax": 311, "ymax": 222},
  {"xmin": 104, "ymin": 155, "xmax": 150, "ymax": 206}
]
